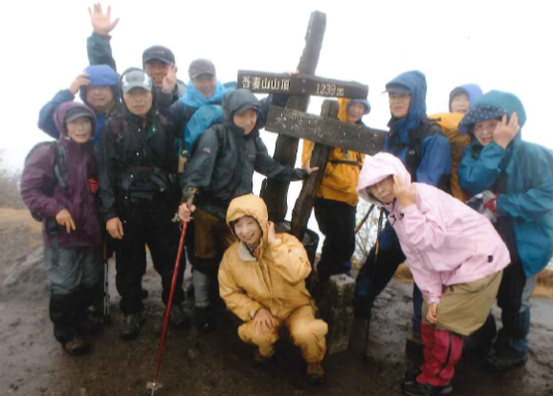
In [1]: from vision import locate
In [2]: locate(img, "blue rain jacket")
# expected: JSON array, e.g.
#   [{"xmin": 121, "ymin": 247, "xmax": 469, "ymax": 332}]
[{"xmin": 458, "ymin": 90, "xmax": 553, "ymax": 276}]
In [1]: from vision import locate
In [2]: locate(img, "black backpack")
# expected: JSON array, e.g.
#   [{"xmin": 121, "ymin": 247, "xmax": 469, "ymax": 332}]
[
  {"xmin": 387, "ymin": 118, "xmax": 451, "ymax": 193},
  {"xmin": 24, "ymin": 141, "xmax": 67, "ymax": 221}
]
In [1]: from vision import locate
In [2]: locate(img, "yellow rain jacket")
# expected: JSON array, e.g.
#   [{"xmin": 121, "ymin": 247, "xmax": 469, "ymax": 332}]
[
  {"xmin": 218, "ymin": 194, "xmax": 327, "ymax": 362},
  {"xmin": 301, "ymin": 99, "xmax": 364, "ymax": 207},
  {"xmin": 429, "ymin": 112, "xmax": 471, "ymax": 202}
]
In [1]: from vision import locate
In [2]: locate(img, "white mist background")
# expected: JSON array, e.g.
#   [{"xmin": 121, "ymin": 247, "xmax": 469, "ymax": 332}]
[{"xmin": 1, "ymin": 0, "xmax": 552, "ymax": 253}]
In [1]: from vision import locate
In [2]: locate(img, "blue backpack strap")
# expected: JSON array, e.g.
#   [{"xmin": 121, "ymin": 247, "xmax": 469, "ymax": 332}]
[{"xmin": 183, "ymin": 105, "xmax": 223, "ymax": 155}]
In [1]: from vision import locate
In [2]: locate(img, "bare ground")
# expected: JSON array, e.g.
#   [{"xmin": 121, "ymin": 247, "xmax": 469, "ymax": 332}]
[{"xmin": 1, "ymin": 209, "xmax": 553, "ymax": 396}]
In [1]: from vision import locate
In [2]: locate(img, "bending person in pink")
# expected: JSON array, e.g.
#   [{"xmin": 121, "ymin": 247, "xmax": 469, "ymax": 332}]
[{"xmin": 357, "ymin": 153, "xmax": 510, "ymax": 396}]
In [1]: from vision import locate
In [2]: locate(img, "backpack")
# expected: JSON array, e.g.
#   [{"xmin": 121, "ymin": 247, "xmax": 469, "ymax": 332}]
[
  {"xmin": 387, "ymin": 118, "xmax": 451, "ymax": 193},
  {"xmin": 24, "ymin": 141, "xmax": 67, "ymax": 221}
]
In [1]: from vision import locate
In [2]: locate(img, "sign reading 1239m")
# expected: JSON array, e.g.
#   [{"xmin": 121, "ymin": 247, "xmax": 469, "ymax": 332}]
[{"xmin": 237, "ymin": 70, "xmax": 368, "ymax": 99}]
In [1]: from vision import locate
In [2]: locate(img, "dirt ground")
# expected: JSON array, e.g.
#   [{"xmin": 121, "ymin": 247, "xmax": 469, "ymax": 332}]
[{"xmin": 1, "ymin": 209, "xmax": 553, "ymax": 396}]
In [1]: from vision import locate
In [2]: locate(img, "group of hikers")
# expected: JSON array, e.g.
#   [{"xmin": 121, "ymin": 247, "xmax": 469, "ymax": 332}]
[{"xmin": 19, "ymin": 4, "xmax": 553, "ymax": 395}]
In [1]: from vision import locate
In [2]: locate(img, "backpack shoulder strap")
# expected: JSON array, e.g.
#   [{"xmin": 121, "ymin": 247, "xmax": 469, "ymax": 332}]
[
  {"xmin": 53, "ymin": 141, "xmax": 67, "ymax": 189},
  {"xmin": 408, "ymin": 118, "xmax": 443, "ymax": 165}
]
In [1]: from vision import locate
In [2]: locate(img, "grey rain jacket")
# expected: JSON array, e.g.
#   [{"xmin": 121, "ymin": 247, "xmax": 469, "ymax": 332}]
[{"xmin": 182, "ymin": 89, "xmax": 307, "ymax": 209}]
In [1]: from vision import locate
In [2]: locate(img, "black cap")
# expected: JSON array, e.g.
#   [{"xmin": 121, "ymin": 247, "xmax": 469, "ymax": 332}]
[
  {"xmin": 142, "ymin": 46, "xmax": 175, "ymax": 65},
  {"xmin": 65, "ymin": 107, "xmax": 93, "ymax": 123},
  {"xmin": 384, "ymin": 83, "xmax": 411, "ymax": 95},
  {"xmin": 188, "ymin": 59, "xmax": 216, "ymax": 79}
]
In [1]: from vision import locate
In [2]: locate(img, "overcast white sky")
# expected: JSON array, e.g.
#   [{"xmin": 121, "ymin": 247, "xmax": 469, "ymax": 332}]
[{"xmin": 1, "ymin": 0, "xmax": 552, "ymax": 231}]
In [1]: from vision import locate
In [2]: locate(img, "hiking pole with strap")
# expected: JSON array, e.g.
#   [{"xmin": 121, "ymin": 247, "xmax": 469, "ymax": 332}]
[
  {"xmin": 103, "ymin": 242, "xmax": 111, "ymax": 325},
  {"xmin": 147, "ymin": 191, "xmax": 195, "ymax": 395},
  {"xmin": 364, "ymin": 208, "xmax": 385, "ymax": 356},
  {"xmin": 354, "ymin": 204, "xmax": 375, "ymax": 236}
]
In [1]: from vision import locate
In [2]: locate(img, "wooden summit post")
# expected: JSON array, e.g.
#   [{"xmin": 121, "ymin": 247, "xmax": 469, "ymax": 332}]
[
  {"xmin": 257, "ymin": 10, "xmax": 326, "ymax": 223},
  {"xmin": 240, "ymin": 11, "xmax": 385, "ymax": 241},
  {"xmin": 237, "ymin": 11, "xmax": 388, "ymax": 356}
]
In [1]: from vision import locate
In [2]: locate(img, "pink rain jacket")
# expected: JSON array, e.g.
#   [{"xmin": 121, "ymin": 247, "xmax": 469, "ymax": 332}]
[{"xmin": 357, "ymin": 153, "xmax": 510, "ymax": 305}]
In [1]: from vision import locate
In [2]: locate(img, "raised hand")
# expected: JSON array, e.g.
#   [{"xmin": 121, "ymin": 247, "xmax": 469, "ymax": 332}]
[
  {"xmin": 493, "ymin": 113, "xmax": 520, "ymax": 149},
  {"xmin": 69, "ymin": 72, "xmax": 90, "ymax": 95},
  {"xmin": 88, "ymin": 3, "xmax": 120, "ymax": 36},
  {"xmin": 161, "ymin": 64, "xmax": 178, "ymax": 94},
  {"xmin": 267, "ymin": 221, "xmax": 276, "ymax": 244},
  {"xmin": 393, "ymin": 175, "xmax": 416, "ymax": 208}
]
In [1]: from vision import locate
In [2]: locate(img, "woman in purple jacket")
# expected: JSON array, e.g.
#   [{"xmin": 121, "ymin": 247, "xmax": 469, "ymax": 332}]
[{"xmin": 21, "ymin": 102, "xmax": 103, "ymax": 356}]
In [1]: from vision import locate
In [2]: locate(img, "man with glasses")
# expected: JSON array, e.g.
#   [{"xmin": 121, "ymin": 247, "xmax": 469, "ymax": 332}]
[{"xmin": 354, "ymin": 70, "xmax": 451, "ymax": 353}]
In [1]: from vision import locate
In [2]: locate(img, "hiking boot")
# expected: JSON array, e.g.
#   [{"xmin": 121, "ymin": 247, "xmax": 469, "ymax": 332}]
[
  {"xmin": 405, "ymin": 328, "xmax": 424, "ymax": 356},
  {"xmin": 170, "ymin": 304, "xmax": 189, "ymax": 329},
  {"xmin": 254, "ymin": 350, "xmax": 273, "ymax": 367},
  {"xmin": 403, "ymin": 368, "xmax": 422, "ymax": 383},
  {"xmin": 306, "ymin": 362, "xmax": 325, "ymax": 384},
  {"xmin": 120, "ymin": 313, "xmax": 142, "ymax": 341},
  {"xmin": 194, "ymin": 306, "xmax": 218, "ymax": 333},
  {"xmin": 79, "ymin": 316, "xmax": 103, "ymax": 336},
  {"xmin": 61, "ymin": 335, "xmax": 90, "ymax": 356},
  {"xmin": 483, "ymin": 351, "xmax": 527, "ymax": 372},
  {"xmin": 401, "ymin": 380, "xmax": 453, "ymax": 395}
]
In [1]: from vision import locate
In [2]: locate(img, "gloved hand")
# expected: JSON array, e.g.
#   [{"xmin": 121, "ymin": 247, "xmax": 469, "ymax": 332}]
[{"xmin": 467, "ymin": 191, "xmax": 497, "ymax": 223}]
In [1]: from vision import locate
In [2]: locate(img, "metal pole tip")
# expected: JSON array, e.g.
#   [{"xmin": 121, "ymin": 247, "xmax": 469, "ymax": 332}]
[{"xmin": 146, "ymin": 381, "xmax": 163, "ymax": 391}]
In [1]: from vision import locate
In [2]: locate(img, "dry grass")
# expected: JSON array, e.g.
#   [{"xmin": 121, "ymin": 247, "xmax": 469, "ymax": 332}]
[
  {"xmin": 0, "ymin": 208, "xmax": 42, "ymax": 234},
  {"xmin": 533, "ymin": 269, "xmax": 553, "ymax": 299},
  {"xmin": 394, "ymin": 263, "xmax": 414, "ymax": 283},
  {"xmin": 393, "ymin": 263, "xmax": 553, "ymax": 299}
]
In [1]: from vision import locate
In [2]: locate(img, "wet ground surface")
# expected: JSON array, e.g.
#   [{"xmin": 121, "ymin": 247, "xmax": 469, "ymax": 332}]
[{"xmin": 1, "ymin": 210, "xmax": 553, "ymax": 396}]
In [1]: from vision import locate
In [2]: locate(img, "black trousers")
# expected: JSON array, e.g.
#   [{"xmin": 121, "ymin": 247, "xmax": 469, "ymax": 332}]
[
  {"xmin": 314, "ymin": 198, "xmax": 357, "ymax": 281},
  {"xmin": 115, "ymin": 204, "xmax": 185, "ymax": 315}
]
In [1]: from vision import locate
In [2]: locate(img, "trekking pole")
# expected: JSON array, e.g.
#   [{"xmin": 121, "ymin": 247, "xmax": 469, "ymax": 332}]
[
  {"xmin": 147, "ymin": 192, "xmax": 194, "ymax": 395},
  {"xmin": 364, "ymin": 208, "xmax": 385, "ymax": 357},
  {"xmin": 354, "ymin": 204, "xmax": 375, "ymax": 236},
  {"xmin": 103, "ymin": 242, "xmax": 111, "ymax": 325}
]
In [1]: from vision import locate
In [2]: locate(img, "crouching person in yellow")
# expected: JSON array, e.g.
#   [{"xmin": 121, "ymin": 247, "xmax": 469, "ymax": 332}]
[{"xmin": 218, "ymin": 194, "xmax": 328, "ymax": 384}]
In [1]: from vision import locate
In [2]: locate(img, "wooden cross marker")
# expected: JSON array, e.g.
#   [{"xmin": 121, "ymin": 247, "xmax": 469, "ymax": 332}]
[
  {"xmin": 247, "ymin": 11, "xmax": 387, "ymax": 241},
  {"xmin": 237, "ymin": 70, "xmax": 368, "ymax": 99},
  {"xmin": 265, "ymin": 103, "xmax": 387, "ymax": 240}
]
